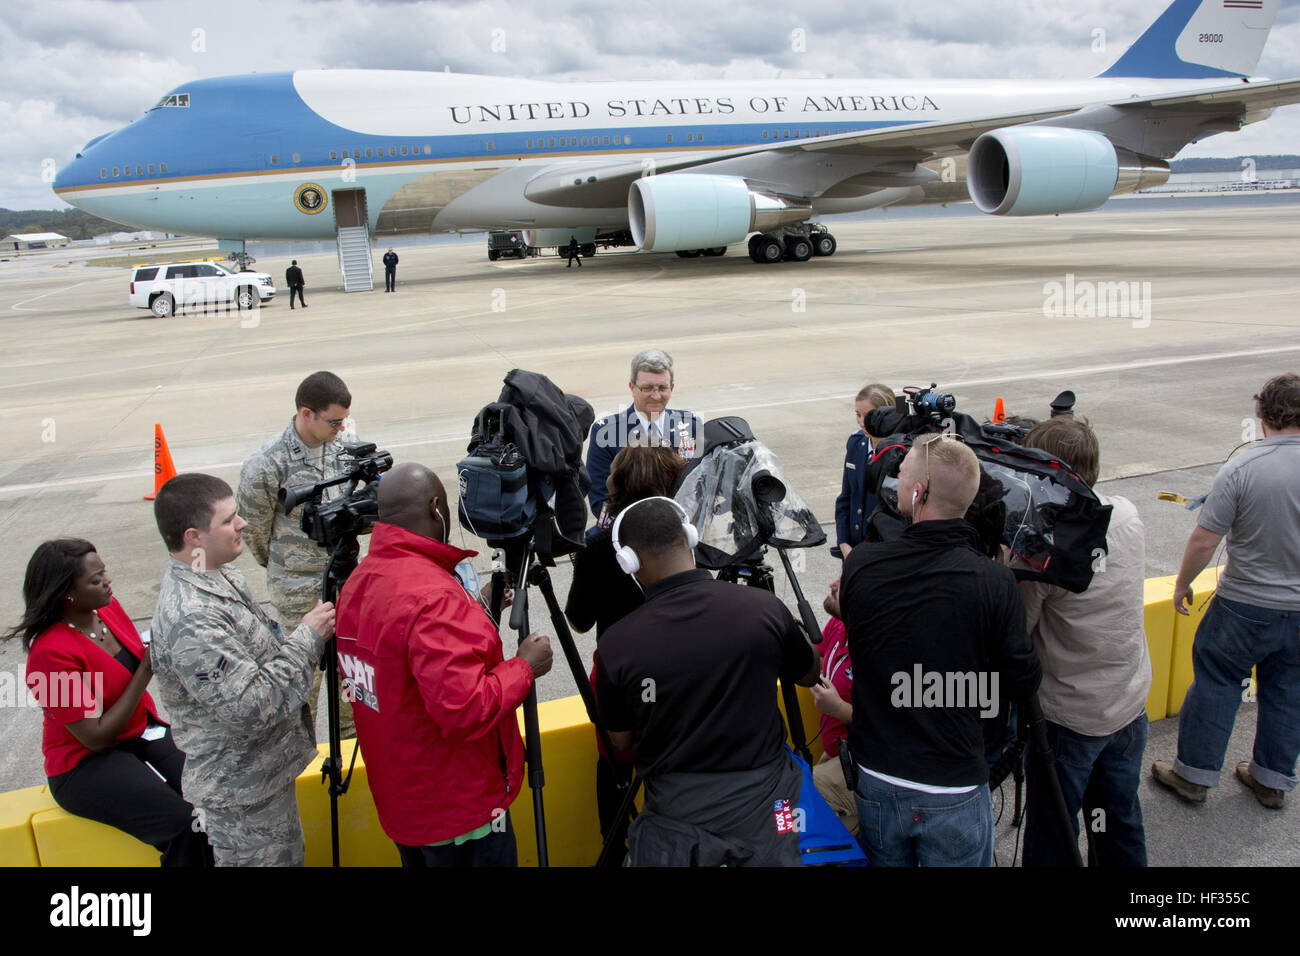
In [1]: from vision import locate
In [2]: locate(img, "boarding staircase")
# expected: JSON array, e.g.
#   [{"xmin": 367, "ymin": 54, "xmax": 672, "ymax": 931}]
[{"xmin": 336, "ymin": 225, "xmax": 374, "ymax": 292}]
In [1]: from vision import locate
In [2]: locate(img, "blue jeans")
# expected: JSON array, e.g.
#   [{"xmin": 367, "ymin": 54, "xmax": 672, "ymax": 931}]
[
  {"xmin": 1023, "ymin": 713, "xmax": 1148, "ymax": 867},
  {"xmin": 853, "ymin": 773, "xmax": 993, "ymax": 866},
  {"xmin": 1175, "ymin": 596, "xmax": 1300, "ymax": 791}
]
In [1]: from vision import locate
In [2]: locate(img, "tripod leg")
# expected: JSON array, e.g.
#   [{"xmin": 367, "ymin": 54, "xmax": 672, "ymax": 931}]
[
  {"xmin": 512, "ymin": 549, "xmax": 549, "ymax": 867},
  {"xmin": 1012, "ymin": 743, "xmax": 1026, "ymax": 827},
  {"xmin": 781, "ymin": 678, "xmax": 814, "ymax": 767},
  {"xmin": 596, "ymin": 773, "xmax": 643, "ymax": 868},
  {"xmin": 1024, "ymin": 695, "xmax": 1083, "ymax": 867}
]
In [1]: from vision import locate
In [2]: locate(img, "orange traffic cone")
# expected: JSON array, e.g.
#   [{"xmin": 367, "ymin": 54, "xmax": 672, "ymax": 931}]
[
  {"xmin": 144, "ymin": 424, "xmax": 177, "ymax": 501},
  {"xmin": 993, "ymin": 397, "xmax": 1006, "ymax": 423}
]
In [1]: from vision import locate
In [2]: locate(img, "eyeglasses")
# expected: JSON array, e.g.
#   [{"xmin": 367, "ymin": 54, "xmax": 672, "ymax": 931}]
[
  {"xmin": 315, "ymin": 412, "xmax": 346, "ymax": 428},
  {"xmin": 634, "ymin": 384, "xmax": 673, "ymax": 395},
  {"xmin": 917, "ymin": 432, "xmax": 965, "ymax": 495}
]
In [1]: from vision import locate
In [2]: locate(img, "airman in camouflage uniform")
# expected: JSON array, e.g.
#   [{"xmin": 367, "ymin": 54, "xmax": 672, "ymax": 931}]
[
  {"xmin": 150, "ymin": 558, "xmax": 324, "ymax": 866},
  {"xmin": 236, "ymin": 371, "xmax": 357, "ymax": 738}
]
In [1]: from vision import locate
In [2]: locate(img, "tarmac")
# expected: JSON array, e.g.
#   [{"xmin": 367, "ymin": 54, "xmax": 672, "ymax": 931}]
[{"xmin": 1, "ymin": 192, "xmax": 1297, "ymax": 865}]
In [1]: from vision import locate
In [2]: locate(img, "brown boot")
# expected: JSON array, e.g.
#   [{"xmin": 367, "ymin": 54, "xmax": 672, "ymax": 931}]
[
  {"xmin": 1235, "ymin": 762, "xmax": 1284, "ymax": 810},
  {"xmin": 1152, "ymin": 760, "xmax": 1208, "ymax": 804}
]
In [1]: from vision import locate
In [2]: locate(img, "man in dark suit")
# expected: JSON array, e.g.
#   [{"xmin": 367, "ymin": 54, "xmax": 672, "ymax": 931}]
[
  {"xmin": 382, "ymin": 248, "xmax": 399, "ymax": 292},
  {"xmin": 835, "ymin": 383, "xmax": 895, "ymax": 558},
  {"xmin": 285, "ymin": 260, "xmax": 306, "ymax": 309},
  {"xmin": 566, "ymin": 235, "xmax": 582, "ymax": 269},
  {"xmin": 586, "ymin": 348, "xmax": 704, "ymax": 521}
]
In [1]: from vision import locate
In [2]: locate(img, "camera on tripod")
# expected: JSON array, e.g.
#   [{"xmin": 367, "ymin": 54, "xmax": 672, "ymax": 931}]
[
  {"xmin": 864, "ymin": 383, "xmax": 1111, "ymax": 593},
  {"xmin": 279, "ymin": 441, "xmax": 394, "ymax": 550}
]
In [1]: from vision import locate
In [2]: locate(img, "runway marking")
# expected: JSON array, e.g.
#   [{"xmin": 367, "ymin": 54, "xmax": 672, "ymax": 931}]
[
  {"xmin": 5, "ymin": 342, "xmax": 1297, "ymax": 498},
  {"xmin": 7, "ymin": 279, "xmax": 109, "ymax": 311}
]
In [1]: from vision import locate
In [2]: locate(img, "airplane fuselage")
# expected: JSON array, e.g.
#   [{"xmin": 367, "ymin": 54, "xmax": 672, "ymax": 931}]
[{"xmin": 53, "ymin": 71, "xmax": 1241, "ymax": 242}]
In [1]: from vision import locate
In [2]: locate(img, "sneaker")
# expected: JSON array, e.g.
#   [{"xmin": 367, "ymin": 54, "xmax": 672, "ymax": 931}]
[
  {"xmin": 1152, "ymin": 761, "xmax": 1207, "ymax": 804},
  {"xmin": 1235, "ymin": 762, "xmax": 1284, "ymax": 809}
]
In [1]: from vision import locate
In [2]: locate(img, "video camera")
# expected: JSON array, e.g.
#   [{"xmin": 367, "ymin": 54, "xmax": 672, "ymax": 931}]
[
  {"xmin": 279, "ymin": 441, "xmax": 394, "ymax": 551},
  {"xmin": 864, "ymin": 385, "xmax": 1110, "ymax": 593}
]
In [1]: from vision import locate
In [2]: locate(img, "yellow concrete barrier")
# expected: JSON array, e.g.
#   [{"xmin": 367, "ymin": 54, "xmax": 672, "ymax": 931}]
[
  {"xmin": 1166, "ymin": 566, "xmax": 1224, "ymax": 718},
  {"xmin": 1143, "ymin": 576, "xmax": 1177, "ymax": 722},
  {"xmin": 0, "ymin": 567, "xmax": 1224, "ymax": 867},
  {"xmin": 0, "ymin": 785, "xmax": 53, "ymax": 867}
]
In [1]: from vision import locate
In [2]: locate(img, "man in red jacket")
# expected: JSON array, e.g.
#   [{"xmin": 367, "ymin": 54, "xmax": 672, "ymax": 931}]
[{"xmin": 335, "ymin": 462, "xmax": 553, "ymax": 866}]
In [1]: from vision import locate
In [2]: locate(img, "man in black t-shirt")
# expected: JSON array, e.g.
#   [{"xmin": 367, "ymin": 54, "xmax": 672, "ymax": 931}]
[{"xmin": 594, "ymin": 498, "xmax": 819, "ymax": 865}]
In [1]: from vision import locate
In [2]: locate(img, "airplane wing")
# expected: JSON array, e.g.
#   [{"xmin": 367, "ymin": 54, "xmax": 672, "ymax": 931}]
[{"xmin": 524, "ymin": 77, "xmax": 1300, "ymax": 207}]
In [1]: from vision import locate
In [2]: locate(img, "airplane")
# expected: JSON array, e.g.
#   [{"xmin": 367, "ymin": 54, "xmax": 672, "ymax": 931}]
[{"xmin": 53, "ymin": 0, "xmax": 1300, "ymax": 284}]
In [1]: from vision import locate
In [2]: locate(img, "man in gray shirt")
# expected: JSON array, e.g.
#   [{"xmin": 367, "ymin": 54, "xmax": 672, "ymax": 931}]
[
  {"xmin": 1018, "ymin": 417, "xmax": 1152, "ymax": 866},
  {"xmin": 1153, "ymin": 373, "xmax": 1300, "ymax": 809}
]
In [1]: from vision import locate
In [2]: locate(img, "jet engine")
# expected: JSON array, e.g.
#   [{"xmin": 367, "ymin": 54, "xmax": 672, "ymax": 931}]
[
  {"xmin": 967, "ymin": 126, "xmax": 1169, "ymax": 216},
  {"xmin": 628, "ymin": 174, "xmax": 810, "ymax": 252}
]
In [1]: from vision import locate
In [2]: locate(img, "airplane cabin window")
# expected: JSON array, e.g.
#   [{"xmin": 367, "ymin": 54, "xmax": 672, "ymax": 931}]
[
  {"xmin": 548, "ymin": 138, "xmax": 555, "ymax": 147},
  {"xmin": 112, "ymin": 167, "xmax": 119, "ymax": 177},
  {"xmin": 527, "ymin": 139, "xmax": 533, "ymax": 148},
  {"xmin": 424, "ymin": 145, "xmax": 431, "ymax": 154},
  {"xmin": 400, "ymin": 146, "xmax": 408, "ymax": 156},
  {"xmin": 100, "ymin": 168, "xmax": 107, "ymax": 178},
  {"xmin": 136, "ymin": 165, "xmax": 143, "ymax": 174},
  {"xmin": 666, "ymin": 134, "xmax": 673, "ymax": 143},
  {"xmin": 292, "ymin": 152, "xmax": 301, "ymax": 163},
  {"xmin": 365, "ymin": 148, "xmax": 373, "ymax": 158},
  {"xmin": 160, "ymin": 162, "xmax": 167, "ymax": 172},
  {"xmin": 269, "ymin": 154, "xmax": 278, "ymax": 164},
  {"xmin": 147, "ymin": 164, "xmax": 155, "ymax": 174},
  {"xmin": 388, "ymin": 147, "xmax": 396, "ymax": 157},
  {"xmin": 486, "ymin": 141, "xmax": 494, "ymax": 150}
]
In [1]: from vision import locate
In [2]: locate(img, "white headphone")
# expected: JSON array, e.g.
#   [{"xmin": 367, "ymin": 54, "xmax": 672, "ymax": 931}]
[{"xmin": 610, "ymin": 496, "xmax": 699, "ymax": 576}]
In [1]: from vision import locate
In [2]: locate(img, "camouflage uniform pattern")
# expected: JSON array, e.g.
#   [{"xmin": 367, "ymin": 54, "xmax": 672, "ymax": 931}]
[
  {"xmin": 236, "ymin": 421, "xmax": 354, "ymax": 736},
  {"xmin": 150, "ymin": 558, "xmax": 322, "ymax": 864},
  {"xmin": 200, "ymin": 786, "xmax": 305, "ymax": 867}
]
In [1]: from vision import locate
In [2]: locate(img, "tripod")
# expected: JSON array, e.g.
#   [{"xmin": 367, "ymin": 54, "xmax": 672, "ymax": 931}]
[
  {"xmin": 989, "ymin": 695, "xmax": 1084, "ymax": 867},
  {"xmin": 318, "ymin": 535, "xmax": 363, "ymax": 868},
  {"xmin": 491, "ymin": 535, "xmax": 627, "ymax": 868}
]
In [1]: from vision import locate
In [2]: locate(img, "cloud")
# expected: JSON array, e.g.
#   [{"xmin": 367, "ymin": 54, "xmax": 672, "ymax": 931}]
[{"xmin": 4, "ymin": 0, "xmax": 1298, "ymax": 210}]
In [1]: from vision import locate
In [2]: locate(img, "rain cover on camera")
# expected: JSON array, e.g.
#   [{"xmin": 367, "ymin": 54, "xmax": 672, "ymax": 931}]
[{"xmin": 675, "ymin": 438, "xmax": 825, "ymax": 569}]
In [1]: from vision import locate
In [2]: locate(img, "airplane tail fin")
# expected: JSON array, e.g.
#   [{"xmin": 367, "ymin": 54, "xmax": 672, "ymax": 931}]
[{"xmin": 1098, "ymin": 0, "xmax": 1280, "ymax": 79}]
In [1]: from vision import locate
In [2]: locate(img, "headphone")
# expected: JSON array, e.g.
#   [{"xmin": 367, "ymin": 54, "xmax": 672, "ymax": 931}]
[{"xmin": 610, "ymin": 496, "xmax": 699, "ymax": 576}]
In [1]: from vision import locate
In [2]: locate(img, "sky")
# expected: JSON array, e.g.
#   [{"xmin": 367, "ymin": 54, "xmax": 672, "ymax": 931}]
[{"xmin": 3, "ymin": 0, "xmax": 1299, "ymax": 211}]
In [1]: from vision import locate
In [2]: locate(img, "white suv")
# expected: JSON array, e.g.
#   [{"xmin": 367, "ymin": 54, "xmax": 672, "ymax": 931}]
[{"xmin": 129, "ymin": 261, "xmax": 276, "ymax": 317}]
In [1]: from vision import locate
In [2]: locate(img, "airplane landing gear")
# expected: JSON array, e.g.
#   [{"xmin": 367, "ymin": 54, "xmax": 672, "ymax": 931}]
[{"xmin": 746, "ymin": 224, "xmax": 836, "ymax": 263}]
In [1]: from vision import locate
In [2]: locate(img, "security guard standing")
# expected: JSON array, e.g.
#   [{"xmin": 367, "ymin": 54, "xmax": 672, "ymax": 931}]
[
  {"xmin": 285, "ymin": 260, "xmax": 307, "ymax": 309},
  {"xmin": 566, "ymin": 235, "xmax": 582, "ymax": 268},
  {"xmin": 236, "ymin": 370, "xmax": 357, "ymax": 739},
  {"xmin": 382, "ymin": 247, "xmax": 399, "ymax": 292}
]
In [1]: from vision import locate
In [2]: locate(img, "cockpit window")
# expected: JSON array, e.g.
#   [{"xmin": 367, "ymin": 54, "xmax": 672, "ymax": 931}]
[{"xmin": 152, "ymin": 93, "xmax": 191, "ymax": 110}]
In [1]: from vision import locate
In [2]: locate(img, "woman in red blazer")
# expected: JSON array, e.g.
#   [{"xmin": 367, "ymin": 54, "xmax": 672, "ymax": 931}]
[{"xmin": 5, "ymin": 539, "xmax": 211, "ymax": 866}]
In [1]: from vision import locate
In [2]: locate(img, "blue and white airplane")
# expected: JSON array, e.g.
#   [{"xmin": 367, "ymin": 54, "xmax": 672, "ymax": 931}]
[{"xmin": 54, "ymin": 0, "xmax": 1300, "ymax": 271}]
